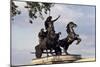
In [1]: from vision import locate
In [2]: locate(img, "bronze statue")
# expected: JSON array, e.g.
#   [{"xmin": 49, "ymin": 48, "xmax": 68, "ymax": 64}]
[
  {"xmin": 35, "ymin": 16, "xmax": 61, "ymax": 58},
  {"xmin": 34, "ymin": 16, "xmax": 81, "ymax": 58},
  {"xmin": 59, "ymin": 22, "xmax": 81, "ymax": 55},
  {"xmin": 38, "ymin": 28, "xmax": 47, "ymax": 44},
  {"xmin": 35, "ymin": 31, "xmax": 62, "ymax": 58},
  {"xmin": 44, "ymin": 15, "xmax": 60, "ymax": 32}
]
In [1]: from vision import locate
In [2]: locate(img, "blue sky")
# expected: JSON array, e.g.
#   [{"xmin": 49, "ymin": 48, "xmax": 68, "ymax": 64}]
[{"xmin": 11, "ymin": 1, "xmax": 96, "ymax": 65}]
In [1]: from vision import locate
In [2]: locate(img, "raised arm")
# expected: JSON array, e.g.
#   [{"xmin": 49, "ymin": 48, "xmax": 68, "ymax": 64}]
[{"xmin": 52, "ymin": 15, "xmax": 60, "ymax": 22}]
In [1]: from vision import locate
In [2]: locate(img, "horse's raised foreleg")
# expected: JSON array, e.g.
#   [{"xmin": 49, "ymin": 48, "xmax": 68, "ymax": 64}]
[{"xmin": 76, "ymin": 37, "xmax": 81, "ymax": 45}]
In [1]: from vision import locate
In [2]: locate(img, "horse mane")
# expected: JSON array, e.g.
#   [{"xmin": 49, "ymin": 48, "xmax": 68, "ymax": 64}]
[{"xmin": 66, "ymin": 23, "xmax": 71, "ymax": 34}]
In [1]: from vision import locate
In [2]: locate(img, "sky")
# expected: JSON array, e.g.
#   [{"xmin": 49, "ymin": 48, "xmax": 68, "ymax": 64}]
[{"xmin": 11, "ymin": 1, "xmax": 96, "ymax": 65}]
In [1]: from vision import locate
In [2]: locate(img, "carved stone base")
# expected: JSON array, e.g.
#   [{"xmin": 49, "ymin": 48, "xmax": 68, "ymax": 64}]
[{"xmin": 32, "ymin": 55, "xmax": 81, "ymax": 65}]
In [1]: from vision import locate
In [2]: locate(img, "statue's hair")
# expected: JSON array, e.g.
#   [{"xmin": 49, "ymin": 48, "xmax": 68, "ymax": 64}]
[{"xmin": 46, "ymin": 16, "xmax": 52, "ymax": 21}]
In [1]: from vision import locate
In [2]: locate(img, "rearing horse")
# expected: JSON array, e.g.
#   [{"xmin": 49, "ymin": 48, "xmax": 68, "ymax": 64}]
[{"xmin": 59, "ymin": 22, "xmax": 81, "ymax": 55}]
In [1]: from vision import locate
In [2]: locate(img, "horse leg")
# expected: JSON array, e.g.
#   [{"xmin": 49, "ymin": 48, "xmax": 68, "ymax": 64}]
[
  {"xmin": 35, "ymin": 45, "xmax": 42, "ymax": 58},
  {"xmin": 54, "ymin": 46, "xmax": 62, "ymax": 56},
  {"xmin": 46, "ymin": 49, "xmax": 49, "ymax": 57},
  {"xmin": 64, "ymin": 45, "xmax": 70, "ymax": 55},
  {"xmin": 58, "ymin": 47, "xmax": 62, "ymax": 55},
  {"xmin": 57, "ymin": 47, "xmax": 62, "ymax": 55},
  {"xmin": 50, "ymin": 49, "xmax": 55, "ymax": 56},
  {"xmin": 76, "ymin": 37, "xmax": 81, "ymax": 45}
]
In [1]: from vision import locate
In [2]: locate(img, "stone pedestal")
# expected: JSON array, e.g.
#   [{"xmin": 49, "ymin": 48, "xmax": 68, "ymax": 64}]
[{"xmin": 32, "ymin": 55, "xmax": 81, "ymax": 65}]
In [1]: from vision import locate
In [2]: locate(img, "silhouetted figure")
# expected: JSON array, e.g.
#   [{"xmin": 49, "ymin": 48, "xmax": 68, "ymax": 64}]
[
  {"xmin": 38, "ymin": 28, "xmax": 47, "ymax": 44},
  {"xmin": 44, "ymin": 15, "xmax": 60, "ymax": 32},
  {"xmin": 35, "ymin": 14, "xmax": 82, "ymax": 58}
]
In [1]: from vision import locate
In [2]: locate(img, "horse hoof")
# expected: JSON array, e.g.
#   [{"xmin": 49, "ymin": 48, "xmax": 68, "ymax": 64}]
[{"xmin": 65, "ymin": 52, "xmax": 70, "ymax": 55}]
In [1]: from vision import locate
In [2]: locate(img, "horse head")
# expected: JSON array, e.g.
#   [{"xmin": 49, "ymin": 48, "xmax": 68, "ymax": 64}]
[{"xmin": 66, "ymin": 22, "xmax": 77, "ymax": 29}]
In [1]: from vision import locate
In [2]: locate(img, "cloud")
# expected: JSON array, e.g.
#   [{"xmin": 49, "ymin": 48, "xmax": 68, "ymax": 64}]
[{"xmin": 50, "ymin": 4, "xmax": 84, "ymax": 24}]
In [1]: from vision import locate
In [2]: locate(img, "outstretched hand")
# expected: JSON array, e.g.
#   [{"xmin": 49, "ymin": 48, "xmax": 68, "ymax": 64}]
[
  {"xmin": 52, "ymin": 15, "xmax": 61, "ymax": 22},
  {"xmin": 58, "ymin": 15, "xmax": 61, "ymax": 18}
]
